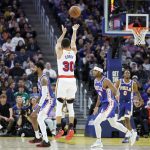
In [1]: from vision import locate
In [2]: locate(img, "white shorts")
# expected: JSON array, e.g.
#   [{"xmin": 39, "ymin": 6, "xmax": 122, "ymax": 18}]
[{"xmin": 56, "ymin": 78, "xmax": 77, "ymax": 99}]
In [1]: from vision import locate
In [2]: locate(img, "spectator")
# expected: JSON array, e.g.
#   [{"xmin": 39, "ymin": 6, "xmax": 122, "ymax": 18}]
[
  {"xmin": 30, "ymin": 86, "xmax": 40, "ymax": 99},
  {"xmin": 5, "ymin": 52, "xmax": 18, "ymax": 68},
  {"xmin": 143, "ymin": 57, "xmax": 150, "ymax": 71},
  {"xmin": 15, "ymin": 40, "xmax": 26, "ymax": 52},
  {"xmin": 11, "ymin": 32, "xmax": 25, "ymax": 49},
  {"xmin": 2, "ymin": 37, "xmax": 15, "ymax": 52},
  {"xmin": 133, "ymin": 96, "xmax": 149, "ymax": 137},
  {"xmin": 9, "ymin": 62, "xmax": 25, "ymax": 77},
  {"xmin": 43, "ymin": 62, "xmax": 57, "ymax": 83},
  {"xmin": 0, "ymin": 94, "xmax": 14, "ymax": 135},
  {"xmin": 6, "ymin": 81, "xmax": 16, "ymax": 106},
  {"xmin": 142, "ymin": 86, "xmax": 150, "ymax": 106},
  {"xmin": 27, "ymin": 37, "xmax": 40, "ymax": 53},
  {"xmin": 14, "ymin": 86, "xmax": 29, "ymax": 105}
]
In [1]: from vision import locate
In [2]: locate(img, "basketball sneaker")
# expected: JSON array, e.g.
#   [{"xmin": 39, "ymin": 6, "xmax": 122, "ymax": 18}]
[
  {"xmin": 91, "ymin": 139, "xmax": 103, "ymax": 148},
  {"xmin": 55, "ymin": 129, "xmax": 64, "ymax": 139},
  {"xmin": 29, "ymin": 137, "xmax": 42, "ymax": 143},
  {"xmin": 122, "ymin": 137, "xmax": 129, "ymax": 143},
  {"xmin": 130, "ymin": 131, "xmax": 137, "ymax": 146},
  {"xmin": 36, "ymin": 140, "xmax": 51, "ymax": 147},
  {"xmin": 65, "ymin": 129, "xmax": 74, "ymax": 140}
]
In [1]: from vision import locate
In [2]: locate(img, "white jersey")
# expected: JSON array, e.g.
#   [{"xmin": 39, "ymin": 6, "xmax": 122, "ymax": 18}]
[{"xmin": 57, "ymin": 50, "xmax": 76, "ymax": 76}]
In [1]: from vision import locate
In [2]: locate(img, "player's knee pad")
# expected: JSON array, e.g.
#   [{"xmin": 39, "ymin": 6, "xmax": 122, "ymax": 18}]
[
  {"xmin": 57, "ymin": 98, "xmax": 64, "ymax": 103},
  {"xmin": 66, "ymin": 103, "xmax": 74, "ymax": 117},
  {"xmin": 66, "ymin": 99, "xmax": 74, "ymax": 104},
  {"xmin": 56, "ymin": 100, "xmax": 63, "ymax": 117}
]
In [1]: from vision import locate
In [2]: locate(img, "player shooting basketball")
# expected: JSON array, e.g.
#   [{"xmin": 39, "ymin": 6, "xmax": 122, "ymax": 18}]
[{"xmin": 55, "ymin": 24, "xmax": 79, "ymax": 140}]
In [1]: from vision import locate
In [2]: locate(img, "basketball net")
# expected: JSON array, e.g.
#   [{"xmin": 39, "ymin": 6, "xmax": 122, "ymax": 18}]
[{"xmin": 131, "ymin": 27, "xmax": 148, "ymax": 46}]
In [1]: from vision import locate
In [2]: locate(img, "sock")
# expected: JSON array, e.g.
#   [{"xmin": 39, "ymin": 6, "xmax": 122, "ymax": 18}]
[
  {"xmin": 43, "ymin": 134, "xmax": 49, "ymax": 143},
  {"xmin": 56, "ymin": 123, "xmax": 62, "ymax": 131},
  {"xmin": 96, "ymin": 138, "xmax": 101, "ymax": 142},
  {"xmin": 126, "ymin": 130, "xmax": 131, "ymax": 137},
  {"xmin": 35, "ymin": 130, "xmax": 40, "ymax": 139}
]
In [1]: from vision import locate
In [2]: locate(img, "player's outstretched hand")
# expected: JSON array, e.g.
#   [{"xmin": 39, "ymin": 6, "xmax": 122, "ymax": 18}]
[
  {"xmin": 72, "ymin": 24, "xmax": 80, "ymax": 31},
  {"xmin": 62, "ymin": 25, "xmax": 67, "ymax": 34}
]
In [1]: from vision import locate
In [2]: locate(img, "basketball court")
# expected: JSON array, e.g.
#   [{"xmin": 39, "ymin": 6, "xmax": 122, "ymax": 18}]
[{"xmin": 0, "ymin": 136, "xmax": 150, "ymax": 150}]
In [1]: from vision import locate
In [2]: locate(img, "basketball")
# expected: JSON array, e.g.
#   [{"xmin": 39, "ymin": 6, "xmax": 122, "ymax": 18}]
[{"xmin": 69, "ymin": 6, "xmax": 81, "ymax": 18}]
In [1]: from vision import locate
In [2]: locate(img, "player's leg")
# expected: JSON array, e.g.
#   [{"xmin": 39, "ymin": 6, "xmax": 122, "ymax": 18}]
[
  {"xmin": 65, "ymin": 99, "xmax": 75, "ymax": 140},
  {"xmin": 55, "ymin": 79, "xmax": 66, "ymax": 139},
  {"xmin": 108, "ymin": 117, "xmax": 131, "ymax": 137},
  {"xmin": 124, "ymin": 102, "xmax": 137, "ymax": 144},
  {"xmin": 91, "ymin": 112, "xmax": 106, "ymax": 148},
  {"xmin": 65, "ymin": 79, "xmax": 77, "ymax": 140},
  {"xmin": 28, "ymin": 115, "xmax": 42, "ymax": 143},
  {"xmin": 36, "ymin": 109, "xmax": 50, "ymax": 147},
  {"xmin": 55, "ymin": 98, "xmax": 64, "ymax": 139}
]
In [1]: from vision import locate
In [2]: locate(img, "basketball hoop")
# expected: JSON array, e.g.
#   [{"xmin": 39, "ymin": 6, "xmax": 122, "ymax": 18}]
[{"xmin": 131, "ymin": 27, "xmax": 148, "ymax": 46}]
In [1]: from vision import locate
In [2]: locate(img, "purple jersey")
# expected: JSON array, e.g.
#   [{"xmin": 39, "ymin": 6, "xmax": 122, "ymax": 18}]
[{"xmin": 94, "ymin": 76, "xmax": 115, "ymax": 103}]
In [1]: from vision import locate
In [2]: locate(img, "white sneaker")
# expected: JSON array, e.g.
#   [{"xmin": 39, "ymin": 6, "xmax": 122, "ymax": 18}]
[
  {"xmin": 91, "ymin": 139, "xmax": 103, "ymax": 148},
  {"xmin": 130, "ymin": 131, "xmax": 137, "ymax": 146}
]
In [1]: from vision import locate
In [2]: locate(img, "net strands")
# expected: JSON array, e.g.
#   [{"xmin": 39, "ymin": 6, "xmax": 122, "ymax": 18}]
[{"xmin": 131, "ymin": 27, "xmax": 148, "ymax": 46}]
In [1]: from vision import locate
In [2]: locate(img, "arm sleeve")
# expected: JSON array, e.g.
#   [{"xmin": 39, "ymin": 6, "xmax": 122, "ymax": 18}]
[{"xmin": 38, "ymin": 86, "xmax": 48, "ymax": 107}]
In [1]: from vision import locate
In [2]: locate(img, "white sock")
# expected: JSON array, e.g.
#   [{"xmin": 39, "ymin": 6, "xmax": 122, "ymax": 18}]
[
  {"xmin": 43, "ymin": 134, "xmax": 49, "ymax": 143},
  {"xmin": 35, "ymin": 130, "xmax": 40, "ymax": 139},
  {"xmin": 96, "ymin": 138, "xmax": 101, "ymax": 142}
]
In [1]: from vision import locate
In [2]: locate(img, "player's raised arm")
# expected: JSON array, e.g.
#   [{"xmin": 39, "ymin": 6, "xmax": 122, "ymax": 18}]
[
  {"xmin": 55, "ymin": 25, "xmax": 67, "ymax": 54},
  {"xmin": 71, "ymin": 24, "xmax": 80, "ymax": 53}
]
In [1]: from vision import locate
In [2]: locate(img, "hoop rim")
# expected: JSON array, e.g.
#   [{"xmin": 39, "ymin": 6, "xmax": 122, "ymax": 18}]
[{"xmin": 127, "ymin": 27, "xmax": 149, "ymax": 32}]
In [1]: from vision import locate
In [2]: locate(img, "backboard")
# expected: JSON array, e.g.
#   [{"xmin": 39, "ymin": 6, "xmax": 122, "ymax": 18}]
[{"xmin": 103, "ymin": 0, "xmax": 150, "ymax": 36}]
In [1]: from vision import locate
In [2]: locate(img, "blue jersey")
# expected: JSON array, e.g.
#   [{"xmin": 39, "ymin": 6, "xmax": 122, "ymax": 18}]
[
  {"xmin": 119, "ymin": 79, "xmax": 133, "ymax": 103},
  {"xmin": 94, "ymin": 76, "xmax": 115, "ymax": 103}
]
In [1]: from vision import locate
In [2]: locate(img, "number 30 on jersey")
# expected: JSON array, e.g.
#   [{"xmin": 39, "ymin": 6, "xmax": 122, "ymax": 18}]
[{"xmin": 63, "ymin": 61, "xmax": 74, "ymax": 72}]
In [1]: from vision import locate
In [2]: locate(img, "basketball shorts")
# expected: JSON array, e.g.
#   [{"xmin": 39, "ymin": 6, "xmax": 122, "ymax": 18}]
[
  {"xmin": 98, "ymin": 100, "xmax": 117, "ymax": 119},
  {"xmin": 118, "ymin": 101, "xmax": 133, "ymax": 120},
  {"xmin": 56, "ymin": 78, "xmax": 77, "ymax": 99},
  {"xmin": 33, "ymin": 99, "xmax": 54, "ymax": 117}
]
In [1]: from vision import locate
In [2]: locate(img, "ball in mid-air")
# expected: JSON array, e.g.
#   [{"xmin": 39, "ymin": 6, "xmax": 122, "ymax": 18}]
[{"xmin": 69, "ymin": 6, "xmax": 81, "ymax": 18}]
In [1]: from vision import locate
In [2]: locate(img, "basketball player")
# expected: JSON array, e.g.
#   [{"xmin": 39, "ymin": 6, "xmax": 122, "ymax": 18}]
[
  {"xmin": 55, "ymin": 24, "xmax": 79, "ymax": 140},
  {"xmin": 91, "ymin": 67, "xmax": 136, "ymax": 148},
  {"xmin": 115, "ymin": 70, "xmax": 143, "ymax": 143},
  {"xmin": 30, "ymin": 62, "xmax": 56, "ymax": 147}
]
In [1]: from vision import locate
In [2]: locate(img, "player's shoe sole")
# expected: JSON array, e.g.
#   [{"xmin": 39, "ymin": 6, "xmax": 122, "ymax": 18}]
[
  {"xmin": 29, "ymin": 137, "xmax": 42, "ymax": 143},
  {"xmin": 65, "ymin": 129, "xmax": 74, "ymax": 140},
  {"xmin": 36, "ymin": 141, "xmax": 51, "ymax": 147}
]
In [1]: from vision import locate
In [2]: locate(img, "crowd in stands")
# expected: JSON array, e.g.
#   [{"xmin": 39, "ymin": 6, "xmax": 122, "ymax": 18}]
[
  {"xmin": 48, "ymin": 0, "xmax": 150, "ymax": 136},
  {"xmin": 0, "ymin": 0, "xmax": 150, "ymax": 137},
  {"xmin": 0, "ymin": 0, "xmax": 59, "ymax": 136}
]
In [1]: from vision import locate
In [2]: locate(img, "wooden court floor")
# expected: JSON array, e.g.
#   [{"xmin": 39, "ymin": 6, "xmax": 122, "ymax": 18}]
[{"xmin": 0, "ymin": 135, "xmax": 150, "ymax": 150}]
